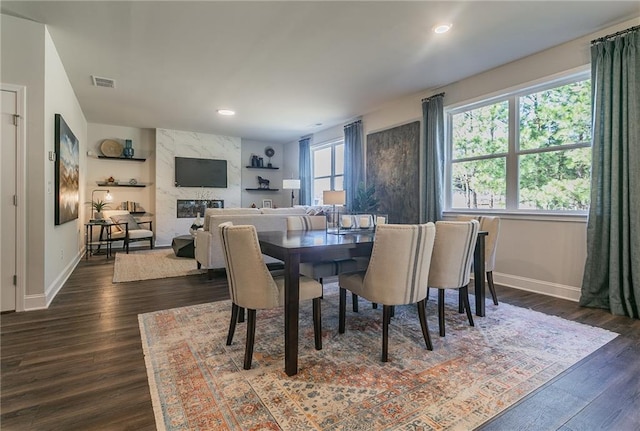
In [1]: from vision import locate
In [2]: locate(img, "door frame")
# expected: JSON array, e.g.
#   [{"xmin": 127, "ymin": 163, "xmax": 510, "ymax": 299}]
[{"xmin": 2, "ymin": 84, "xmax": 27, "ymax": 312}]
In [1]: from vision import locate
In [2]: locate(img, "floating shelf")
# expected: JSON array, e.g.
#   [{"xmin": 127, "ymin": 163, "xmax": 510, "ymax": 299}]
[
  {"xmin": 245, "ymin": 166, "xmax": 279, "ymax": 170},
  {"xmin": 96, "ymin": 182, "xmax": 147, "ymax": 188},
  {"xmin": 98, "ymin": 156, "xmax": 146, "ymax": 162},
  {"xmin": 245, "ymin": 188, "xmax": 280, "ymax": 191}
]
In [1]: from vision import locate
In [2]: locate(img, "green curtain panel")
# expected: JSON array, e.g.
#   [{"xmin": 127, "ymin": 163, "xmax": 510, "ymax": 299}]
[
  {"xmin": 580, "ymin": 28, "xmax": 640, "ymax": 318},
  {"xmin": 298, "ymin": 137, "xmax": 312, "ymax": 206},
  {"xmin": 344, "ymin": 120, "xmax": 364, "ymax": 210},
  {"xmin": 422, "ymin": 93, "xmax": 445, "ymax": 222}
]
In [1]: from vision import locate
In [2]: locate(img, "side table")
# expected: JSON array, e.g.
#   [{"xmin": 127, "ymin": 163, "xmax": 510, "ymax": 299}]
[
  {"xmin": 172, "ymin": 235, "xmax": 195, "ymax": 258},
  {"xmin": 84, "ymin": 221, "xmax": 121, "ymax": 259}
]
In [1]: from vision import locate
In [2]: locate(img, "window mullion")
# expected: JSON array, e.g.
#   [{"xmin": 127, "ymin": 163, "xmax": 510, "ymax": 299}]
[{"xmin": 505, "ymin": 96, "xmax": 519, "ymax": 210}]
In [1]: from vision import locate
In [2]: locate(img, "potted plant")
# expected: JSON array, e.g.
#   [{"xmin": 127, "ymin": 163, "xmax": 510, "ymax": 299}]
[
  {"xmin": 351, "ymin": 182, "xmax": 379, "ymax": 213},
  {"xmin": 88, "ymin": 199, "xmax": 111, "ymax": 219}
]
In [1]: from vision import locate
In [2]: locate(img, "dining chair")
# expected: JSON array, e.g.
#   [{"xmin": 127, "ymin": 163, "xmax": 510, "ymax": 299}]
[
  {"xmin": 219, "ymin": 222, "xmax": 323, "ymax": 370},
  {"xmin": 338, "ymin": 223, "xmax": 436, "ymax": 362},
  {"xmin": 455, "ymin": 215, "xmax": 501, "ymax": 305},
  {"xmin": 428, "ymin": 220, "xmax": 479, "ymax": 337},
  {"xmin": 286, "ymin": 216, "xmax": 368, "ymax": 310}
]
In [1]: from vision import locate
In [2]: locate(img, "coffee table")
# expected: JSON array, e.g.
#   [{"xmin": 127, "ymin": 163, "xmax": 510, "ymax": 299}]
[{"xmin": 171, "ymin": 235, "xmax": 195, "ymax": 258}]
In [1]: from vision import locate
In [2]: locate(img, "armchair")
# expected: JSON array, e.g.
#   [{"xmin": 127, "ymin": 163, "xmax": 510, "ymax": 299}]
[{"xmin": 102, "ymin": 210, "xmax": 154, "ymax": 253}]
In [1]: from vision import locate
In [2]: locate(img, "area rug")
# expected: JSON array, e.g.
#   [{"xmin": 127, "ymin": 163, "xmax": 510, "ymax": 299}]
[
  {"xmin": 138, "ymin": 284, "xmax": 617, "ymax": 430},
  {"xmin": 113, "ymin": 249, "xmax": 201, "ymax": 283}
]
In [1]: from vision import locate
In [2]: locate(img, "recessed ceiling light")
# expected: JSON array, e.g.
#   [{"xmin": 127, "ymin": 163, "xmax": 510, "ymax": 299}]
[
  {"xmin": 433, "ymin": 24, "xmax": 452, "ymax": 34},
  {"xmin": 217, "ymin": 109, "xmax": 235, "ymax": 116}
]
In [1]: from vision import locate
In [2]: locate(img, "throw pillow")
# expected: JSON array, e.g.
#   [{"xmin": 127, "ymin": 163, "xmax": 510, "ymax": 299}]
[{"xmin": 110, "ymin": 213, "xmax": 140, "ymax": 231}]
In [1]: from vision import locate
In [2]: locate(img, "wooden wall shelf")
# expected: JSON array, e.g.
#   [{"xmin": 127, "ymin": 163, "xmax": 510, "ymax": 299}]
[
  {"xmin": 245, "ymin": 166, "xmax": 279, "ymax": 170},
  {"xmin": 245, "ymin": 188, "xmax": 280, "ymax": 191},
  {"xmin": 98, "ymin": 156, "xmax": 146, "ymax": 162},
  {"xmin": 96, "ymin": 182, "xmax": 147, "ymax": 188}
]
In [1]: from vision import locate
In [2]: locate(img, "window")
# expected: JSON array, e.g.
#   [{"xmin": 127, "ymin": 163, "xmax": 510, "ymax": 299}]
[
  {"xmin": 447, "ymin": 73, "xmax": 591, "ymax": 212},
  {"xmin": 311, "ymin": 140, "xmax": 344, "ymax": 204}
]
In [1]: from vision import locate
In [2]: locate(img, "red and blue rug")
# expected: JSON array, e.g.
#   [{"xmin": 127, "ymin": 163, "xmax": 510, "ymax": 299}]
[{"xmin": 139, "ymin": 284, "xmax": 616, "ymax": 430}]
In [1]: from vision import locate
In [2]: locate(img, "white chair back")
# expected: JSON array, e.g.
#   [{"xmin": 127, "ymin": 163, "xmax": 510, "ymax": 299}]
[
  {"xmin": 286, "ymin": 215, "xmax": 327, "ymax": 231},
  {"xmin": 218, "ymin": 222, "xmax": 281, "ymax": 310},
  {"xmin": 428, "ymin": 220, "xmax": 479, "ymax": 289},
  {"xmin": 479, "ymin": 216, "xmax": 500, "ymax": 272},
  {"xmin": 361, "ymin": 223, "xmax": 436, "ymax": 305}
]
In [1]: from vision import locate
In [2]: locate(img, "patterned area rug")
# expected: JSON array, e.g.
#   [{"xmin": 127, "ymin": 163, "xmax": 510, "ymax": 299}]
[
  {"xmin": 139, "ymin": 284, "xmax": 617, "ymax": 430},
  {"xmin": 113, "ymin": 249, "xmax": 201, "ymax": 283}
]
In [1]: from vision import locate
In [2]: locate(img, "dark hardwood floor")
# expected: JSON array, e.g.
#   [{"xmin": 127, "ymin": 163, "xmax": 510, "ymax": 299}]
[{"xmin": 1, "ymin": 255, "xmax": 638, "ymax": 430}]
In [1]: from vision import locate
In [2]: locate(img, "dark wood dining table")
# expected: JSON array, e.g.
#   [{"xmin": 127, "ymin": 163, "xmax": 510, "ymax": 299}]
[{"xmin": 257, "ymin": 228, "xmax": 488, "ymax": 376}]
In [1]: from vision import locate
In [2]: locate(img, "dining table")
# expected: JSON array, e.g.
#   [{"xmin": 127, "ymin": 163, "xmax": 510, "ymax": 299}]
[{"xmin": 257, "ymin": 228, "xmax": 488, "ymax": 376}]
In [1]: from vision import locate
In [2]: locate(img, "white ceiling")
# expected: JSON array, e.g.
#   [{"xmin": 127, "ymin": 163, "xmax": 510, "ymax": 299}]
[{"xmin": 2, "ymin": 1, "xmax": 638, "ymax": 143}]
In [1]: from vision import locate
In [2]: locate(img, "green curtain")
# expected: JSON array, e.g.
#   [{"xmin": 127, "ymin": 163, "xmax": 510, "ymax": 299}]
[
  {"xmin": 422, "ymin": 93, "xmax": 445, "ymax": 222},
  {"xmin": 298, "ymin": 137, "xmax": 312, "ymax": 206},
  {"xmin": 580, "ymin": 28, "xmax": 640, "ymax": 318},
  {"xmin": 344, "ymin": 120, "xmax": 364, "ymax": 210}
]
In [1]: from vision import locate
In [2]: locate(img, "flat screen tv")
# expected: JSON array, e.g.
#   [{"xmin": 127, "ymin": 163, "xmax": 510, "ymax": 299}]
[{"xmin": 174, "ymin": 157, "xmax": 227, "ymax": 188}]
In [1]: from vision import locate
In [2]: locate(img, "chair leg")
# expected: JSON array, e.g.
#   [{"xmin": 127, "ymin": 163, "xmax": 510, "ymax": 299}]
[
  {"xmin": 150, "ymin": 237, "xmax": 154, "ymax": 249},
  {"xmin": 438, "ymin": 289, "xmax": 446, "ymax": 337},
  {"xmin": 372, "ymin": 302, "xmax": 378, "ymax": 309},
  {"xmin": 382, "ymin": 305, "xmax": 391, "ymax": 362},
  {"xmin": 226, "ymin": 303, "xmax": 239, "ymax": 345},
  {"xmin": 352, "ymin": 293, "xmax": 359, "ymax": 312},
  {"xmin": 417, "ymin": 299, "xmax": 433, "ymax": 351},
  {"xmin": 313, "ymin": 297, "xmax": 322, "ymax": 350},
  {"xmin": 243, "ymin": 309, "xmax": 256, "ymax": 370},
  {"xmin": 238, "ymin": 307, "xmax": 245, "ymax": 323},
  {"xmin": 487, "ymin": 271, "xmax": 499, "ymax": 305},
  {"xmin": 458, "ymin": 289, "xmax": 464, "ymax": 313},
  {"xmin": 461, "ymin": 285, "xmax": 475, "ymax": 327},
  {"xmin": 339, "ymin": 287, "xmax": 347, "ymax": 334},
  {"xmin": 319, "ymin": 277, "xmax": 324, "ymax": 299}
]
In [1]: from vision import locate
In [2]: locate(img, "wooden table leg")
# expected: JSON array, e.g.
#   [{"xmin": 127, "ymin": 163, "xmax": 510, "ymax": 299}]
[
  {"xmin": 284, "ymin": 252, "xmax": 300, "ymax": 376},
  {"xmin": 474, "ymin": 232, "xmax": 487, "ymax": 317}
]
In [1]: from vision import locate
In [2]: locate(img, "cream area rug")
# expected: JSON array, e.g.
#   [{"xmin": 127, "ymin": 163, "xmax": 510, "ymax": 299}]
[
  {"xmin": 138, "ymin": 283, "xmax": 617, "ymax": 430},
  {"xmin": 113, "ymin": 249, "xmax": 202, "ymax": 283}
]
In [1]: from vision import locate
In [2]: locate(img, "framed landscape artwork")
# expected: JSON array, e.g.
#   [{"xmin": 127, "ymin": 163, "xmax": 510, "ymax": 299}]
[
  {"xmin": 54, "ymin": 114, "xmax": 80, "ymax": 225},
  {"xmin": 366, "ymin": 121, "xmax": 420, "ymax": 224}
]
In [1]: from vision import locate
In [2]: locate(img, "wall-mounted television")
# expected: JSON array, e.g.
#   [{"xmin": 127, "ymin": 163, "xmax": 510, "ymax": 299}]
[{"xmin": 174, "ymin": 157, "xmax": 228, "ymax": 188}]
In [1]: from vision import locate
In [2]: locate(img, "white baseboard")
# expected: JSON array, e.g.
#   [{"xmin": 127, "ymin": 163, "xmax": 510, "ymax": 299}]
[
  {"xmin": 24, "ymin": 251, "xmax": 82, "ymax": 311},
  {"xmin": 490, "ymin": 272, "xmax": 581, "ymax": 302}
]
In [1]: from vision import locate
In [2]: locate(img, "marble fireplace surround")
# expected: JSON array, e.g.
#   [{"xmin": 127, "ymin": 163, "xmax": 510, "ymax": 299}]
[{"xmin": 155, "ymin": 128, "xmax": 241, "ymax": 246}]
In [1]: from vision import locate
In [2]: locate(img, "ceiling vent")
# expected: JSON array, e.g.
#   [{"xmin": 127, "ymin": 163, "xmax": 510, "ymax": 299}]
[{"xmin": 91, "ymin": 75, "xmax": 115, "ymax": 88}]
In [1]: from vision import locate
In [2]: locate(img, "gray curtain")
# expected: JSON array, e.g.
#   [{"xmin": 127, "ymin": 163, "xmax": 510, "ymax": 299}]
[
  {"xmin": 344, "ymin": 120, "xmax": 364, "ymax": 209},
  {"xmin": 298, "ymin": 137, "xmax": 312, "ymax": 206},
  {"xmin": 580, "ymin": 27, "xmax": 640, "ymax": 318},
  {"xmin": 422, "ymin": 93, "xmax": 445, "ymax": 222}
]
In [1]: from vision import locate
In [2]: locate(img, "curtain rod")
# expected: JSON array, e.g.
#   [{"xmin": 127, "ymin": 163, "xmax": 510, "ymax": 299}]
[
  {"xmin": 422, "ymin": 92, "xmax": 445, "ymax": 102},
  {"xmin": 591, "ymin": 24, "xmax": 639, "ymax": 45}
]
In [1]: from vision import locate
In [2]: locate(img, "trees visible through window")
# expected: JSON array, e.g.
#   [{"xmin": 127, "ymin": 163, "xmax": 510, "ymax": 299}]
[
  {"xmin": 448, "ymin": 75, "xmax": 591, "ymax": 212},
  {"xmin": 311, "ymin": 140, "xmax": 344, "ymax": 205}
]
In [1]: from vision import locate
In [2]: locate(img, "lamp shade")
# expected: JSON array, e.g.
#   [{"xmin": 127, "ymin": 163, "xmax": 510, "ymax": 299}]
[
  {"xmin": 323, "ymin": 190, "xmax": 346, "ymax": 205},
  {"xmin": 282, "ymin": 179, "xmax": 301, "ymax": 190}
]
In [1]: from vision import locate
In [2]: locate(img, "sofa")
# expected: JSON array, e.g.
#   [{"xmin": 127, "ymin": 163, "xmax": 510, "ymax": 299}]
[{"xmin": 195, "ymin": 207, "xmax": 327, "ymax": 276}]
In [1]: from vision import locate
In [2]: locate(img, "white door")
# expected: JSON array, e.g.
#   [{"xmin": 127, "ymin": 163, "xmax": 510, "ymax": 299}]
[{"xmin": 1, "ymin": 89, "xmax": 17, "ymax": 311}]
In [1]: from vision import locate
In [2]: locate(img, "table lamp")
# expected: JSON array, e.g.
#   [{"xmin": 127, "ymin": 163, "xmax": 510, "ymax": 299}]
[
  {"xmin": 323, "ymin": 190, "xmax": 346, "ymax": 233},
  {"xmin": 282, "ymin": 179, "xmax": 301, "ymax": 207}
]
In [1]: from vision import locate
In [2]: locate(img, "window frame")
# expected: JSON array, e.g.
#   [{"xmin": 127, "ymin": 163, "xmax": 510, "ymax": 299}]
[
  {"xmin": 311, "ymin": 138, "xmax": 345, "ymax": 204},
  {"xmin": 444, "ymin": 68, "xmax": 591, "ymax": 216}
]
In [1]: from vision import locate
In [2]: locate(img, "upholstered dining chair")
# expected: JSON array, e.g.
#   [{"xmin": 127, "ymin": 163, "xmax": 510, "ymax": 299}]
[
  {"xmin": 455, "ymin": 215, "xmax": 501, "ymax": 305},
  {"xmin": 338, "ymin": 223, "xmax": 436, "ymax": 362},
  {"xmin": 219, "ymin": 222, "xmax": 323, "ymax": 370},
  {"xmin": 286, "ymin": 215, "xmax": 368, "ymax": 310},
  {"xmin": 428, "ymin": 220, "xmax": 479, "ymax": 337},
  {"xmin": 102, "ymin": 209, "xmax": 153, "ymax": 253}
]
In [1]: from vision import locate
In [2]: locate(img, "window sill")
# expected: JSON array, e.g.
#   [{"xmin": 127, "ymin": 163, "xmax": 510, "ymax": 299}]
[{"xmin": 443, "ymin": 210, "xmax": 588, "ymax": 223}]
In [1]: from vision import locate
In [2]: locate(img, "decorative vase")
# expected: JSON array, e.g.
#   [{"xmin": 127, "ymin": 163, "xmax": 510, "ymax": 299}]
[
  {"xmin": 189, "ymin": 212, "xmax": 204, "ymax": 236},
  {"xmin": 123, "ymin": 139, "xmax": 134, "ymax": 158}
]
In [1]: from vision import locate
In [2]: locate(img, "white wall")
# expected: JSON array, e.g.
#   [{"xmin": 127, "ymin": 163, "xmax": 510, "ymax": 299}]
[
  {"xmin": 241, "ymin": 140, "xmax": 288, "ymax": 208},
  {"xmin": 1, "ymin": 15, "xmax": 87, "ymax": 308},
  {"xmin": 155, "ymin": 128, "xmax": 241, "ymax": 246}
]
